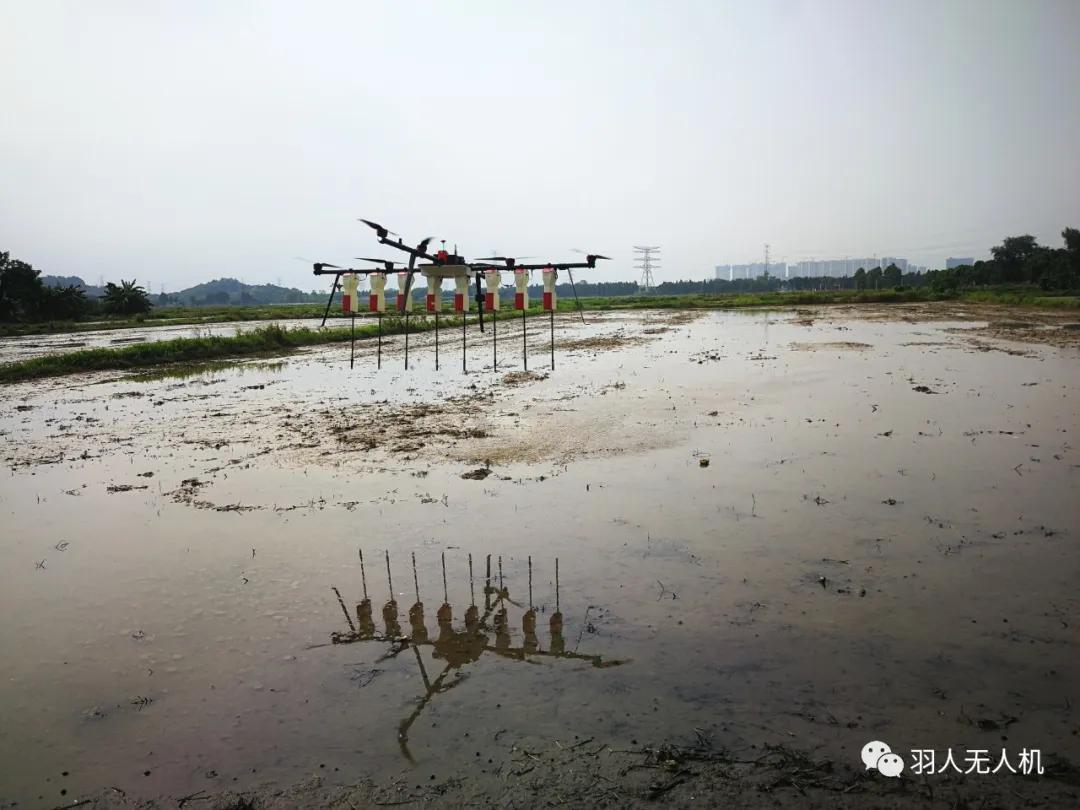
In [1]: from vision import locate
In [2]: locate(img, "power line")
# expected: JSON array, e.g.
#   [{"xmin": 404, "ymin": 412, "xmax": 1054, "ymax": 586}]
[{"xmin": 633, "ymin": 245, "xmax": 660, "ymax": 293}]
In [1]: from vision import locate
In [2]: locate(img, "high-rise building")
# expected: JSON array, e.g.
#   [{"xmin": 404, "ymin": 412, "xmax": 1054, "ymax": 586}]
[
  {"xmin": 714, "ymin": 262, "xmax": 786, "ymax": 280},
  {"xmin": 716, "ymin": 255, "xmax": 928, "ymax": 279},
  {"xmin": 946, "ymin": 257, "xmax": 974, "ymax": 269}
]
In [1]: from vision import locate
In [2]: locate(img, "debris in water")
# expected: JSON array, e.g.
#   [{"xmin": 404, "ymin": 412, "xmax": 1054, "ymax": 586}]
[{"xmin": 461, "ymin": 467, "xmax": 492, "ymax": 480}]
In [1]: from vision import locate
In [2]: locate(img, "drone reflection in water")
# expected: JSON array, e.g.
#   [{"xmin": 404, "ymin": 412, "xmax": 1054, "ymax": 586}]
[{"xmin": 328, "ymin": 551, "xmax": 627, "ymax": 761}]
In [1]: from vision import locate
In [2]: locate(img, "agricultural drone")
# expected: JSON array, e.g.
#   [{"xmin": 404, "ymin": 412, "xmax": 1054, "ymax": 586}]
[{"xmin": 311, "ymin": 219, "xmax": 609, "ymax": 371}]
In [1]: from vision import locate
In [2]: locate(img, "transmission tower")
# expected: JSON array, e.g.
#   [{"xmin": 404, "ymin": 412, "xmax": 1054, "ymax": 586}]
[{"xmin": 633, "ymin": 246, "xmax": 660, "ymax": 293}]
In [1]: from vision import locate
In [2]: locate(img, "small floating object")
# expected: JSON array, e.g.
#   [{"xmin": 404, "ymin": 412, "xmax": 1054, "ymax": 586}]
[{"xmin": 699, "ymin": 458, "xmax": 710, "ymax": 468}]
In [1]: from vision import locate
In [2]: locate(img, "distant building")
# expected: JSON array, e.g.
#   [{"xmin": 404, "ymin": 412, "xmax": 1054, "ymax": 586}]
[
  {"xmin": 791, "ymin": 258, "xmax": 878, "ymax": 277},
  {"xmin": 946, "ymin": 257, "xmax": 974, "ymax": 269},
  {"xmin": 715, "ymin": 262, "xmax": 787, "ymax": 281},
  {"xmin": 716, "ymin": 255, "xmax": 926, "ymax": 279}
]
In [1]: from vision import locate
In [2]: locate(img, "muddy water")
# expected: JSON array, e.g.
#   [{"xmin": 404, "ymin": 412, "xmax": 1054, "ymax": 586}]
[
  {"xmin": 1, "ymin": 307, "xmax": 1078, "ymax": 807},
  {"xmin": 0, "ymin": 316, "xmax": 329, "ymax": 364}
]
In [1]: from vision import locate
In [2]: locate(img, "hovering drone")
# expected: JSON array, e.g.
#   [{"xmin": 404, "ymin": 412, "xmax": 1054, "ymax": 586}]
[{"xmin": 311, "ymin": 219, "xmax": 609, "ymax": 371}]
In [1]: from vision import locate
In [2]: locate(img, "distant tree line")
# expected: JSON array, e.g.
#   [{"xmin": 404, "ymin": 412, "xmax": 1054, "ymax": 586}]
[
  {"xmin": 1, "ymin": 251, "xmax": 153, "ymax": 321},
  {"xmin": 160, "ymin": 277, "xmax": 327, "ymax": 307},
  {"xmin": 653, "ymin": 229, "xmax": 1079, "ymax": 296},
  {"xmin": 4, "ymin": 229, "xmax": 1076, "ymax": 322}
]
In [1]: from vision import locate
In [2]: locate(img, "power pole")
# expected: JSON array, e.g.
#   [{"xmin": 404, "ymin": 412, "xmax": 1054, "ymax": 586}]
[
  {"xmin": 764, "ymin": 243, "xmax": 770, "ymax": 278},
  {"xmin": 633, "ymin": 246, "xmax": 660, "ymax": 293}
]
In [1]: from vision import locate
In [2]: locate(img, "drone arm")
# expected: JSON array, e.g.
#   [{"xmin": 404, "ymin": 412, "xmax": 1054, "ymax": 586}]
[{"xmin": 379, "ymin": 235, "xmax": 437, "ymax": 263}]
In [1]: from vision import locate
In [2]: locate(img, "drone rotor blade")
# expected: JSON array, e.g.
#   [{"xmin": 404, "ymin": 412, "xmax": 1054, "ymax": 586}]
[
  {"xmin": 355, "ymin": 257, "xmax": 397, "ymax": 269},
  {"xmin": 359, "ymin": 219, "xmax": 398, "ymax": 238}
]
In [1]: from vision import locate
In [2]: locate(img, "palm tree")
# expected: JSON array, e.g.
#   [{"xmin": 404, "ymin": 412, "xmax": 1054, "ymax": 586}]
[{"xmin": 102, "ymin": 279, "xmax": 152, "ymax": 316}]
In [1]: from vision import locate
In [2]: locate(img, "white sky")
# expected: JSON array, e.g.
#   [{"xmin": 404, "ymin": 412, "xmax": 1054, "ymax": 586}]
[{"xmin": 2, "ymin": 0, "xmax": 1078, "ymax": 290}]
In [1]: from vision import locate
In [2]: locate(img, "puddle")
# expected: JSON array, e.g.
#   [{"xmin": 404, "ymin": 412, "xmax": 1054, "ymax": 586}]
[{"xmin": 0, "ymin": 306, "xmax": 1078, "ymax": 806}]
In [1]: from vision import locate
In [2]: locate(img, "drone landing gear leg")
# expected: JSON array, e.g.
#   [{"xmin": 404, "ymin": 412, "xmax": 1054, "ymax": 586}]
[
  {"xmin": 404, "ymin": 313, "xmax": 409, "ymax": 370},
  {"xmin": 377, "ymin": 314, "xmax": 382, "ymax": 370},
  {"xmin": 550, "ymin": 308, "xmax": 555, "ymax": 371},
  {"xmin": 522, "ymin": 307, "xmax": 527, "ymax": 372},
  {"xmin": 462, "ymin": 314, "xmax": 467, "ymax": 373},
  {"xmin": 321, "ymin": 276, "xmax": 340, "ymax": 328},
  {"xmin": 493, "ymin": 314, "xmax": 497, "ymax": 371},
  {"xmin": 485, "ymin": 554, "xmax": 492, "ymax": 612},
  {"xmin": 350, "ymin": 313, "xmax": 355, "ymax": 370},
  {"xmin": 435, "ymin": 310, "xmax": 439, "ymax": 371}
]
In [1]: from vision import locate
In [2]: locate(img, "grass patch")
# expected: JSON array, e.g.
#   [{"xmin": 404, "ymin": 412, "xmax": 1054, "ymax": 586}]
[
  {"xmin": 958, "ymin": 289, "xmax": 1080, "ymax": 308},
  {"xmin": 0, "ymin": 303, "xmax": 332, "ymax": 337},
  {"xmin": 0, "ymin": 312, "xmax": 525, "ymax": 384}
]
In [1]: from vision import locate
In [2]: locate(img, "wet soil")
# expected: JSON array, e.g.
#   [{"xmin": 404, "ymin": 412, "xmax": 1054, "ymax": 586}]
[
  {"xmin": 1, "ymin": 303, "xmax": 1078, "ymax": 808},
  {"xmin": 823, "ymin": 301, "xmax": 1080, "ymax": 349}
]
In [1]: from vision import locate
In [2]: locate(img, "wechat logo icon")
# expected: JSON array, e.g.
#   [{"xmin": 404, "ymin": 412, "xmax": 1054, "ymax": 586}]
[{"xmin": 862, "ymin": 740, "xmax": 904, "ymax": 778}]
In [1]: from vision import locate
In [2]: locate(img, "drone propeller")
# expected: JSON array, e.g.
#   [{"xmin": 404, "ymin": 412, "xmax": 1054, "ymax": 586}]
[
  {"xmin": 355, "ymin": 257, "xmax": 398, "ymax": 270},
  {"xmin": 570, "ymin": 249, "xmax": 611, "ymax": 267},
  {"xmin": 359, "ymin": 219, "xmax": 398, "ymax": 238},
  {"xmin": 314, "ymin": 262, "xmax": 343, "ymax": 271},
  {"xmin": 474, "ymin": 256, "xmax": 534, "ymax": 269}
]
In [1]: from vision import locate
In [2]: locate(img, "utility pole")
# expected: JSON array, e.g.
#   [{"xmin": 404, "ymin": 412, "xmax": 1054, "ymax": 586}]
[
  {"xmin": 633, "ymin": 246, "xmax": 660, "ymax": 293},
  {"xmin": 764, "ymin": 243, "xmax": 770, "ymax": 279}
]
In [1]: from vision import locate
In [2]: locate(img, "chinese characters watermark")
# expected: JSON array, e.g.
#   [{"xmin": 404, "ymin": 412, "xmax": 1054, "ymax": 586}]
[{"xmin": 863, "ymin": 740, "xmax": 1043, "ymax": 778}]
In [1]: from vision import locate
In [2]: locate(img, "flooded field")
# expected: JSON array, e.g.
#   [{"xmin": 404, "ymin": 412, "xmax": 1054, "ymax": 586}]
[
  {"xmin": 1, "ymin": 304, "xmax": 1078, "ymax": 807},
  {"xmin": 0, "ymin": 317, "xmax": 329, "ymax": 365}
]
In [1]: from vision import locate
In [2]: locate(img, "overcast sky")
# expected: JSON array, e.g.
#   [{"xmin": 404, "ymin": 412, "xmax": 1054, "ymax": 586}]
[{"xmin": 2, "ymin": 0, "xmax": 1078, "ymax": 291}]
